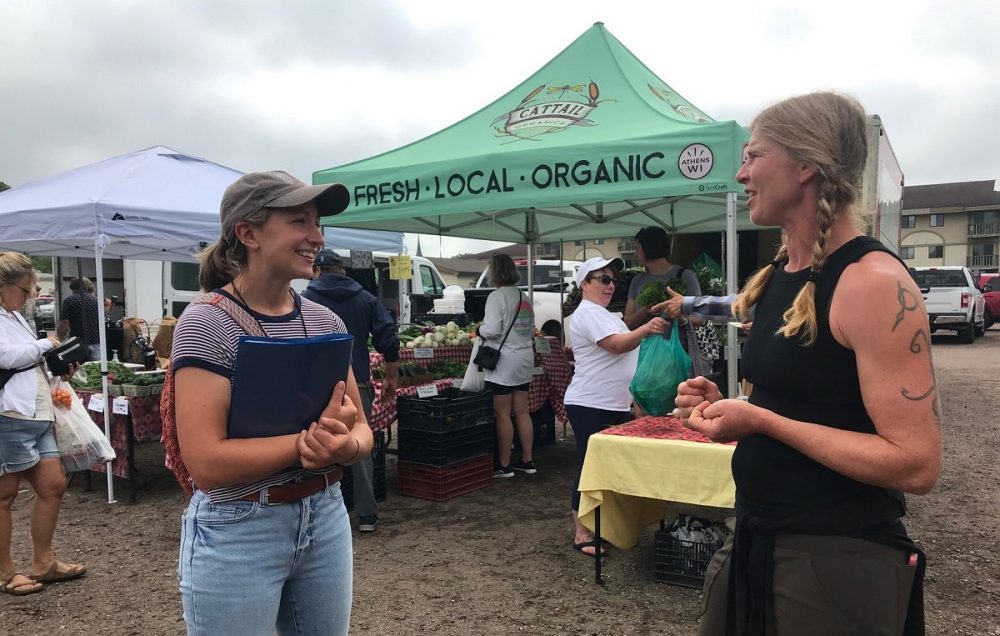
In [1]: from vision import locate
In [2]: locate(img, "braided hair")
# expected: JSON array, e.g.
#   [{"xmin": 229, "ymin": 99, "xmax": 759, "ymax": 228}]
[{"xmin": 732, "ymin": 92, "xmax": 868, "ymax": 345}]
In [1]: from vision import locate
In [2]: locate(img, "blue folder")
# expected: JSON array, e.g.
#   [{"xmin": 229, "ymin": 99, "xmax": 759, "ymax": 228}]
[{"xmin": 227, "ymin": 332, "xmax": 354, "ymax": 439}]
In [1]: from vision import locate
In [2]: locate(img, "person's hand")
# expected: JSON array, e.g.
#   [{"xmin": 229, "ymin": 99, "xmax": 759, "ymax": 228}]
[
  {"xmin": 685, "ymin": 398, "xmax": 759, "ymax": 443},
  {"xmin": 60, "ymin": 362, "xmax": 81, "ymax": 381},
  {"xmin": 741, "ymin": 321, "xmax": 752, "ymax": 334},
  {"xmin": 673, "ymin": 376, "xmax": 723, "ymax": 419},
  {"xmin": 297, "ymin": 418, "xmax": 356, "ymax": 469},
  {"xmin": 380, "ymin": 377, "xmax": 398, "ymax": 405},
  {"xmin": 46, "ymin": 335, "xmax": 61, "ymax": 348},
  {"xmin": 320, "ymin": 381, "xmax": 358, "ymax": 430},
  {"xmin": 641, "ymin": 316, "xmax": 667, "ymax": 336},
  {"xmin": 649, "ymin": 287, "xmax": 684, "ymax": 318}
]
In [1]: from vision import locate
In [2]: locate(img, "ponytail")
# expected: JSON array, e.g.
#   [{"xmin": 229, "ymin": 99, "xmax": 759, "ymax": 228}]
[{"xmin": 198, "ymin": 236, "xmax": 245, "ymax": 292}]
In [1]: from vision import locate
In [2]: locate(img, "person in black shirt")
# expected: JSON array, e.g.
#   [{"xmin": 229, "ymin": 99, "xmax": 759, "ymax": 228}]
[
  {"xmin": 675, "ymin": 92, "xmax": 941, "ymax": 635},
  {"xmin": 57, "ymin": 277, "xmax": 100, "ymax": 360}
]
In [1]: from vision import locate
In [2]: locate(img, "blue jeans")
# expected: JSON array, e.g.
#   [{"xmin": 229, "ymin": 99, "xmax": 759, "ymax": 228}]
[
  {"xmin": 0, "ymin": 414, "xmax": 59, "ymax": 476},
  {"xmin": 178, "ymin": 479, "xmax": 353, "ymax": 636}
]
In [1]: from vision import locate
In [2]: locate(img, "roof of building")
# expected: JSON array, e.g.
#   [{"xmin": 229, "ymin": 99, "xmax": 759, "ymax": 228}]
[{"xmin": 903, "ymin": 180, "xmax": 1000, "ymax": 210}]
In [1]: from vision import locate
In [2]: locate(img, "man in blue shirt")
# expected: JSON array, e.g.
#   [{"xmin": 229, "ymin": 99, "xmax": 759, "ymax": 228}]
[{"xmin": 304, "ymin": 250, "xmax": 399, "ymax": 533}]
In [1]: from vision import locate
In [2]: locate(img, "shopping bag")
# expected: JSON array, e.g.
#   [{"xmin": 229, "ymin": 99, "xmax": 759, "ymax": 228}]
[
  {"xmin": 461, "ymin": 339, "xmax": 486, "ymax": 392},
  {"xmin": 50, "ymin": 379, "xmax": 116, "ymax": 473},
  {"xmin": 472, "ymin": 340, "xmax": 501, "ymax": 371},
  {"xmin": 629, "ymin": 321, "xmax": 692, "ymax": 416}
]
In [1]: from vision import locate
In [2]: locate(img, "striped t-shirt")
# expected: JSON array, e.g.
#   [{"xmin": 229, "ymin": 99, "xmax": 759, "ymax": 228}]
[{"xmin": 171, "ymin": 288, "xmax": 348, "ymax": 502}]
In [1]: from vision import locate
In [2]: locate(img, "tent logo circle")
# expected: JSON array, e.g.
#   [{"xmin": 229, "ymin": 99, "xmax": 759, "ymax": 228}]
[{"xmin": 678, "ymin": 143, "xmax": 713, "ymax": 180}]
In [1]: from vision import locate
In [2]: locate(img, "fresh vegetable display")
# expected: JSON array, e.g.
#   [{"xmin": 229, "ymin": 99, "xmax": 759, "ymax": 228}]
[
  {"xmin": 70, "ymin": 361, "xmax": 138, "ymax": 390},
  {"xmin": 51, "ymin": 386, "xmax": 73, "ymax": 409},
  {"xmin": 400, "ymin": 322, "xmax": 471, "ymax": 348},
  {"xmin": 429, "ymin": 360, "xmax": 468, "ymax": 379}
]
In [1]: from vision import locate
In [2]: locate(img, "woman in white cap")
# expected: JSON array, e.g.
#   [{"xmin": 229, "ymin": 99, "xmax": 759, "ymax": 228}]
[
  {"xmin": 171, "ymin": 171, "xmax": 372, "ymax": 636},
  {"xmin": 563, "ymin": 256, "xmax": 666, "ymax": 557}
]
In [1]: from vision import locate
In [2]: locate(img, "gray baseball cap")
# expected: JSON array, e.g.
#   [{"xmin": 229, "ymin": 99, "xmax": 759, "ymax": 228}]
[{"xmin": 220, "ymin": 171, "xmax": 350, "ymax": 239}]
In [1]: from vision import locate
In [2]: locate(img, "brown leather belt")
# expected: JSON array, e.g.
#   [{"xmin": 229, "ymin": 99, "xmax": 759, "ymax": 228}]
[{"xmin": 238, "ymin": 467, "xmax": 343, "ymax": 505}]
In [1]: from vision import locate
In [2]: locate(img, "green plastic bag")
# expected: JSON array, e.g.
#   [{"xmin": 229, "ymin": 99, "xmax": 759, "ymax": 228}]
[{"xmin": 629, "ymin": 321, "xmax": 692, "ymax": 416}]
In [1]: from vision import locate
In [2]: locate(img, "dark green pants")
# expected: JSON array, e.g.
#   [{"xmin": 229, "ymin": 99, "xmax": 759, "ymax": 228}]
[{"xmin": 699, "ymin": 533, "xmax": 917, "ymax": 636}]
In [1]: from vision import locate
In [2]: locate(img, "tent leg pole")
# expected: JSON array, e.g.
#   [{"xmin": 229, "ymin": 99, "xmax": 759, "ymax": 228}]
[
  {"xmin": 94, "ymin": 241, "xmax": 116, "ymax": 504},
  {"xmin": 725, "ymin": 193, "xmax": 739, "ymax": 398}
]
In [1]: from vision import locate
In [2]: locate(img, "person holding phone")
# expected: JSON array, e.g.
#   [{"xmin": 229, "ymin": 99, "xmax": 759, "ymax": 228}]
[
  {"xmin": 0, "ymin": 252, "xmax": 86, "ymax": 596},
  {"xmin": 171, "ymin": 171, "xmax": 372, "ymax": 635}
]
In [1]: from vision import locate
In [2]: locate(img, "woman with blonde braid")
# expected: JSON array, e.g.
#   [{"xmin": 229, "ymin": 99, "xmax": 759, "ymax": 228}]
[{"xmin": 675, "ymin": 93, "xmax": 940, "ymax": 635}]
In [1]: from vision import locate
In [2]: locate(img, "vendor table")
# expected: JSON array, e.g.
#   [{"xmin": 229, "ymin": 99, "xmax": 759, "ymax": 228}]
[
  {"xmin": 577, "ymin": 416, "xmax": 736, "ymax": 584},
  {"xmin": 76, "ymin": 389, "xmax": 163, "ymax": 503},
  {"xmin": 369, "ymin": 337, "xmax": 571, "ymax": 428}
]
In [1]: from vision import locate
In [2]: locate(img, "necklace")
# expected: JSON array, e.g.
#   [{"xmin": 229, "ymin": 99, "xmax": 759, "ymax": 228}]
[{"xmin": 229, "ymin": 282, "xmax": 308, "ymax": 338}]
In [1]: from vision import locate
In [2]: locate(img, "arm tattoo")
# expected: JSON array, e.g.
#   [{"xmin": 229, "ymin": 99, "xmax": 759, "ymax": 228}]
[
  {"xmin": 900, "ymin": 327, "xmax": 941, "ymax": 422},
  {"xmin": 893, "ymin": 279, "xmax": 920, "ymax": 332}
]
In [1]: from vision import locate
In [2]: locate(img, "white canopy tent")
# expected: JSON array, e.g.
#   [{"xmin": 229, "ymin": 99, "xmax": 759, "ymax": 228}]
[
  {"xmin": 0, "ymin": 146, "xmax": 244, "ymax": 502},
  {"xmin": 0, "ymin": 146, "xmax": 404, "ymax": 502}
]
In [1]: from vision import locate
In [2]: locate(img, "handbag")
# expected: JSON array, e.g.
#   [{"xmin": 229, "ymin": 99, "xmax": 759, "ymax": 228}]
[
  {"xmin": 472, "ymin": 290, "xmax": 522, "ymax": 371},
  {"xmin": 43, "ymin": 336, "xmax": 88, "ymax": 376},
  {"xmin": 693, "ymin": 324, "xmax": 721, "ymax": 361}
]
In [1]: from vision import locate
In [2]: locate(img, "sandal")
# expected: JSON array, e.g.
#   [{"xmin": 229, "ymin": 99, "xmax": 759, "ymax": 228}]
[
  {"xmin": 1, "ymin": 572, "xmax": 44, "ymax": 596},
  {"xmin": 573, "ymin": 539, "xmax": 608, "ymax": 558},
  {"xmin": 29, "ymin": 561, "xmax": 87, "ymax": 583}
]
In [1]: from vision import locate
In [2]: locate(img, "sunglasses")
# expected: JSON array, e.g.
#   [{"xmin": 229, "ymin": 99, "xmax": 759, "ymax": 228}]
[
  {"xmin": 7, "ymin": 282, "xmax": 32, "ymax": 295},
  {"xmin": 586, "ymin": 274, "xmax": 615, "ymax": 285}
]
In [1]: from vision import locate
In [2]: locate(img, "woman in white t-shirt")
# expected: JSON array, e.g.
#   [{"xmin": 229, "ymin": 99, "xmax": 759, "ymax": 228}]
[
  {"xmin": 564, "ymin": 257, "xmax": 666, "ymax": 557},
  {"xmin": 478, "ymin": 254, "xmax": 535, "ymax": 478}
]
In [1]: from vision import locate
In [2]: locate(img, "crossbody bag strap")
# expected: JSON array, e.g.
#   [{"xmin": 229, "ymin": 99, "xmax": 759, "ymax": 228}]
[{"xmin": 495, "ymin": 289, "xmax": 523, "ymax": 351}]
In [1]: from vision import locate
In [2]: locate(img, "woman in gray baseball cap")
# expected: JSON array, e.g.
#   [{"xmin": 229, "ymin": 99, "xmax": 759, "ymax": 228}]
[{"xmin": 170, "ymin": 170, "xmax": 369, "ymax": 636}]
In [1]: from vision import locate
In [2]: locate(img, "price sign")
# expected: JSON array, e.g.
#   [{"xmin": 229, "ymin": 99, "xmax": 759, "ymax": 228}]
[
  {"xmin": 87, "ymin": 394, "xmax": 105, "ymax": 412},
  {"xmin": 350, "ymin": 250, "xmax": 373, "ymax": 269},
  {"xmin": 388, "ymin": 255, "xmax": 412, "ymax": 280},
  {"xmin": 413, "ymin": 347, "xmax": 435, "ymax": 359},
  {"xmin": 532, "ymin": 366, "xmax": 545, "ymax": 376},
  {"xmin": 534, "ymin": 337, "xmax": 551, "ymax": 355},
  {"xmin": 112, "ymin": 397, "xmax": 129, "ymax": 415},
  {"xmin": 416, "ymin": 384, "xmax": 439, "ymax": 398}
]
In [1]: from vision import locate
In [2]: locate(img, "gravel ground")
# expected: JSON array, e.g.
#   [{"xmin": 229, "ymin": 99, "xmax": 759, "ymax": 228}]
[{"xmin": 2, "ymin": 328, "xmax": 998, "ymax": 635}]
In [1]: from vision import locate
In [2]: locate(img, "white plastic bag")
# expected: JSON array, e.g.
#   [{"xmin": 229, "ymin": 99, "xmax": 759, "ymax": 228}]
[
  {"xmin": 461, "ymin": 339, "xmax": 485, "ymax": 392},
  {"xmin": 50, "ymin": 379, "xmax": 116, "ymax": 472}
]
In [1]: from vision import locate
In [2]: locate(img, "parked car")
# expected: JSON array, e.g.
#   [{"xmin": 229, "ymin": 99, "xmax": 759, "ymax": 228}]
[
  {"xmin": 912, "ymin": 266, "xmax": 986, "ymax": 343},
  {"xmin": 35, "ymin": 299, "xmax": 56, "ymax": 330},
  {"xmin": 980, "ymin": 275, "xmax": 1000, "ymax": 329}
]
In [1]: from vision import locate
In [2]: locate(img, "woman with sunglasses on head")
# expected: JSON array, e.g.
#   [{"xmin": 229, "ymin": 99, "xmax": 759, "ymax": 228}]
[
  {"xmin": 677, "ymin": 93, "xmax": 940, "ymax": 635},
  {"xmin": 563, "ymin": 257, "xmax": 666, "ymax": 557},
  {"xmin": 171, "ymin": 171, "xmax": 372, "ymax": 636},
  {"xmin": 0, "ymin": 252, "xmax": 86, "ymax": 597}
]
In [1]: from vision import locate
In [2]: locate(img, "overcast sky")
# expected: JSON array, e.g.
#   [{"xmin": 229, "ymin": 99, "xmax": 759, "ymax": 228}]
[{"xmin": 3, "ymin": 0, "xmax": 998, "ymax": 257}]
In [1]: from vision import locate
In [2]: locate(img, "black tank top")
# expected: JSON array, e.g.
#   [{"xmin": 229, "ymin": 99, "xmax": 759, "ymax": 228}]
[{"xmin": 736, "ymin": 236, "xmax": 905, "ymax": 526}]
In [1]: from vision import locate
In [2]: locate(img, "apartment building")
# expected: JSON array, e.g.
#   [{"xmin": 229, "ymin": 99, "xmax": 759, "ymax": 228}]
[{"xmin": 900, "ymin": 180, "xmax": 1000, "ymax": 274}]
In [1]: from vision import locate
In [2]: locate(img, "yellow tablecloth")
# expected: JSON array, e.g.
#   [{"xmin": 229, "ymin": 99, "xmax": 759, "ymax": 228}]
[{"xmin": 577, "ymin": 418, "xmax": 736, "ymax": 549}]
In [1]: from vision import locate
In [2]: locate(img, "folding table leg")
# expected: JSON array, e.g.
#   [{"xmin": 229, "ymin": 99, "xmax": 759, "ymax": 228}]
[{"xmin": 595, "ymin": 505, "xmax": 603, "ymax": 585}]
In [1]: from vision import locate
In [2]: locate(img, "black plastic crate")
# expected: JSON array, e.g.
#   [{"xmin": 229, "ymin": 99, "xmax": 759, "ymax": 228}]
[
  {"xmin": 398, "ymin": 420, "xmax": 494, "ymax": 466},
  {"xmin": 513, "ymin": 399, "xmax": 557, "ymax": 452},
  {"xmin": 653, "ymin": 524, "xmax": 726, "ymax": 587},
  {"xmin": 342, "ymin": 431, "xmax": 387, "ymax": 512},
  {"xmin": 397, "ymin": 388, "xmax": 494, "ymax": 433}
]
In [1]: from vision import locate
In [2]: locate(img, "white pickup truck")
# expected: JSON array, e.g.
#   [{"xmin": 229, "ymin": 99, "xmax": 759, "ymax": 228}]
[
  {"xmin": 912, "ymin": 266, "xmax": 986, "ymax": 343},
  {"xmin": 466, "ymin": 259, "xmax": 583, "ymax": 331}
]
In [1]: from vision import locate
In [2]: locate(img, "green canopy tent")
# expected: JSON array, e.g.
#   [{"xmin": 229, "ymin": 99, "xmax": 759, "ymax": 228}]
[{"xmin": 315, "ymin": 22, "xmax": 751, "ymax": 393}]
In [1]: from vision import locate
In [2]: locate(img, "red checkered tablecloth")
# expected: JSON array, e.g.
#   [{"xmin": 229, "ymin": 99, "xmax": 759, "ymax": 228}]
[
  {"xmin": 76, "ymin": 390, "xmax": 163, "ymax": 479},
  {"xmin": 370, "ymin": 337, "xmax": 571, "ymax": 426}
]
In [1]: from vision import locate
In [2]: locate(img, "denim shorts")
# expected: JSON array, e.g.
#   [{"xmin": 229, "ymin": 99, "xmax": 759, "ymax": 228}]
[{"xmin": 0, "ymin": 414, "xmax": 59, "ymax": 476}]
